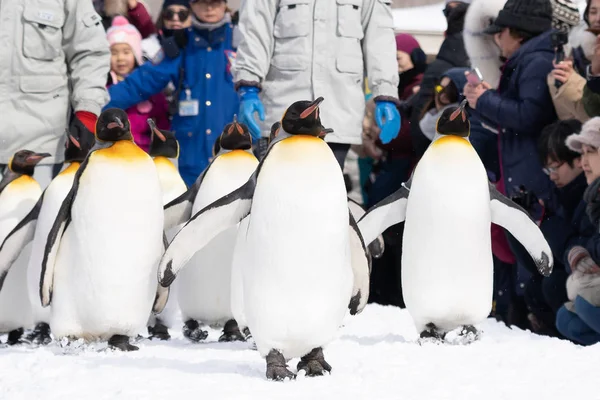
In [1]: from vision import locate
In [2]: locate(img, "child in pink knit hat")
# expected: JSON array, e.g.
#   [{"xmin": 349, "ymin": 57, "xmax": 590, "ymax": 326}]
[{"xmin": 106, "ymin": 16, "xmax": 170, "ymax": 153}]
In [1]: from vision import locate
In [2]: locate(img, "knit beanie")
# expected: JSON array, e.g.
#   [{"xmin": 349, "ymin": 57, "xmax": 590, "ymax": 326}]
[
  {"xmin": 162, "ymin": 0, "xmax": 190, "ymax": 10},
  {"xmin": 493, "ymin": 0, "xmax": 553, "ymax": 35},
  {"xmin": 395, "ymin": 33, "xmax": 420, "ymax": 54},
  {"xmin": 551, "ymin": 0, "xmax": 581, "ymax": 32},
  {"xmin": 107, "ymin": 16, "xmax": 143, "ymax": 66}
]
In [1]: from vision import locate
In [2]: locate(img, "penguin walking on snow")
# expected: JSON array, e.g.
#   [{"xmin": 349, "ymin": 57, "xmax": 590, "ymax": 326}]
[
  {"xmin": 357, "ymin": 101, "xmax": 553, "ymax": 342},
  {"xmin": 40, "ymin": 108, "xmax": 166, "ymax": 351},
  {"xmin": 0, "ymin": 128, "xmax": 94, "ymax": 346},
  {"xmin": 157, "ymin": 97, "xmax": 371, "ymax": 380},
  {"xmin": 0, "ymin": 150, "xmax": 50, "ymax": 344},
  {"xmin": 145, "ymin": 120, "xmax": 187, "ymax": 341},
  {"xmin": 163, "ymin": 117, "xmax": 259, "ymax": 343}
]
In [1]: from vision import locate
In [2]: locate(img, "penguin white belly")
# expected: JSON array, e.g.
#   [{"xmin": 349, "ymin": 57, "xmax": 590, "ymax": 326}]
[
  {"xmin": 402, "ymin": 137, "xmax": 493, "ymax": 333},
  {"xmin": 178, "ymin": 151, "xmax": 258, "ymax": 325},
  {"xmin": 243, "ymin": 137, "xmax": 353, "ymax": 359},
  {"xmin": 0, "ymin": 178, "xmax": 42, "ymax": 332},
  {"xmin": 51, "ymin": 151, "xmax": 164, "ymax": 340},
  {"xmin": 27, "ymin": 166, "xmax": 78, "ymax": 325},
  {"xmin": 0, "ymin": 243, "xmax": 33, "ymax": 332},
  {"xmin": 230, "ymin": 216, "xmax": 250, "ymax": 329}
]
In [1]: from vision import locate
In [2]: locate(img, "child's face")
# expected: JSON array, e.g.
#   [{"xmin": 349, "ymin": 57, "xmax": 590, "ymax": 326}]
[
  {"xmin": 544, "ymin": 156, "xmax": 582, "ymax": 188},
  {"xmin": 111, "ymin": 43, "xmax": 135, "ymax": 77},
  {"xmin": 191, "ymin": 0, "xmax": 227, "ymax": 24},
  {"xmin": 581, "ymin": 144, "xmax": 600, "ymax": 184}
]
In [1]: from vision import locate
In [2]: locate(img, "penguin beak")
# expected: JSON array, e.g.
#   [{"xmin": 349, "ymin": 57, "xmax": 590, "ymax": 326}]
[
  {"xmin": 319, "ymin": 127, "xmax": 334, "ymax": 138},
  {"xmin": 300, "ymin": 97, "xmax": 324, "ymax": 119},
  {"xmin": 26, "ymin": 152, "xmax": 51, "ymax": 163},
  {"xmin": 147, "ymin": 119, "xmax": 166, "ymax": 142},
  {"xmin": 107, "ymin": 117, "xmax": 124, "ymax": 130},
  {"xmin": 69, "ymin": 134, "xmax": 82, "ymax": 149},
  {"xmin": 450, "ymin": 99, "xmax": 468, "ymax": 122}
]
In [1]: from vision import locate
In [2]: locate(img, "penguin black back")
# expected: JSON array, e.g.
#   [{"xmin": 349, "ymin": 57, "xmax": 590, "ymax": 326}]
[
  {"xmin": 9, "ymin": 150, "xmax": 51, "ymax": 176},
  {"xmin": 436, "ymin": 101, "xmax": 470, "ymax": 138},
  {"xmin": 148, "ymin": 120, "xmax": 179, "ymax": 159},
  {"xmin": 281, "ymin": 97, "xmax": 327, "ymax": 136},
  {"xmin": 217, "ymin": 117, "xmax": 252, "ymax": 152},
  {"xmin": 96, "ymin": 108, "xmax": 132, "ymax": 142}
]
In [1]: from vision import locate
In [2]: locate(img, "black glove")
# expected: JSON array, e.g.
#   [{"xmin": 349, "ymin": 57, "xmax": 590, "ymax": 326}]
[
  {"xmin": 445, "ymin": 2, "xmax": 469, "ymax": 35},
  {"xmin": 68, "ymin": 115, "xmax": 95, "ymax": 152},
  {"xmin": 584, "ymin": 177, "xmax": 600, "ymax": 227}
]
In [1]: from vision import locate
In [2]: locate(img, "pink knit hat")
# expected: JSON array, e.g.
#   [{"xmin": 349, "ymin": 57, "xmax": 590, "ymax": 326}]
[{"xmin": 107, "ymin": 16, "xmax": 143, "ymax": 66}]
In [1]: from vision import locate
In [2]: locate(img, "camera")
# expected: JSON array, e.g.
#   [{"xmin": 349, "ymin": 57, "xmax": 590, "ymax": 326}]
[
  {"xmin": 510, "ymin": 185, "xmax": 538, "ymax": 211},
  {"xmin": 551, "ymin": 31, "xmax": 569, "ymax": 89}
]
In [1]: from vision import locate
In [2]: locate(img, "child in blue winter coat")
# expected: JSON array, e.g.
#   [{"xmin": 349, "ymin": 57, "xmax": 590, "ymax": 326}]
[
  {"xmin": 104, "ymin": 0, "xmax": 239, "ymax": 186},
  {"xmin": 555, "ymin": 117, "xmax": 600, "ymax": 345}
]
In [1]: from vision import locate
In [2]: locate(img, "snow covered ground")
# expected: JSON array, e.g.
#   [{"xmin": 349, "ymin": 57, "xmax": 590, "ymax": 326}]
[{"xmin": 1, "ymin": 304, "xmax": 597, "ymax": 400}]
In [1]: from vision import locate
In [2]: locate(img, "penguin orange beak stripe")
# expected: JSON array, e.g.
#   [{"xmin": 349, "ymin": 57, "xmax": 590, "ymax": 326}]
[
  {"xmin": 69, "ymin": 134, "xmax": 82, "ymax": 149},
  {"xmin": 26, "ymin": 153, "xmax": 51, "ymax": 162},
  {"xmin": 300, "ymin": 97, "xmax": 325, "ymax": 119},
  {"xmin": 147, "ymin": 119, "xmax": 166, "ymax": 142},
  {"xmin": 107, "ymin": 117, "xmax": 124, "ymax": 130}
]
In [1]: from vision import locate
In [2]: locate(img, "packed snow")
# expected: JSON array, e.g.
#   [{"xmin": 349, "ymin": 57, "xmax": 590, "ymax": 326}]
[{"xmin": 0, "ymin": 304, "xmax": 597, "ymax": 399}]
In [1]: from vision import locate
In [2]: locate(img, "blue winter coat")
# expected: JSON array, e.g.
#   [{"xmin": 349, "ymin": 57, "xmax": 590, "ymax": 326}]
[
  {"xmin": 473, "ymin": 30, "xmax": 557, "ymax": 204},
  {"xmin": 104, "ymin": 22, "xmax": 239, "ymax": 186}
]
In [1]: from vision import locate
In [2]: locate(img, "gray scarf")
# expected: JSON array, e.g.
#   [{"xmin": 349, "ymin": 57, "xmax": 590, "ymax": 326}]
[
  {"xmin": 191, "ymin": 12, "xmax": 231, "ymax": 31},
  {"xmin": 419, "ymin": 103, "xmax": 456, "ymax": 141}
]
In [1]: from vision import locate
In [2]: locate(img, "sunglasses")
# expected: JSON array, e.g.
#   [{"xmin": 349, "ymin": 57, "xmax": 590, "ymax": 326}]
[{"xmin": 164, "ymin": 8, "xmax": 190, "ymax": 21}]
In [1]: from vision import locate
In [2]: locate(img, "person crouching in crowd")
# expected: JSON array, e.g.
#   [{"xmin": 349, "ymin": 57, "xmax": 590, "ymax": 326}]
[
  {"xmin": 104, "ymin": 0, "xmax": 239, "ymax": 187},
  {"xmin": 107, "ymin": 16, "xmax": 170, "ymax": 153},
  {"xmin": 523, "ymin": 119, "xmax": 594, "ymax": 336},
  {"xmin": 554, "ymin": 117, "xmax": 600, "ymax": 345}
]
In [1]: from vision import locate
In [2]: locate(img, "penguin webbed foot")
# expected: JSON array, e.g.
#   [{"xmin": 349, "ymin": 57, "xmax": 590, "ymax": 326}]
[
  {"xmin": 148, "ymin": 319, "xmax": 171, "ymax": 341},
  {"xmin": 182, "ymin": 319, "xmax": 208, "ymax": 342},
  {"xmin": 108, "ymin": 334, "xmax": 139, "ymax": 351},
  {"xmin": 297, "ymin": 347, "xmax": 332, "ymax": 377},
  {"xmin": 450, "ymin": 325, "xmax": 481, "ymax": 345},
  {"xmin": 418, "ymin": 323, "xmax": 446, "ymax": 345},
  {"xmin": 218, "ymin": 319, "xmax": 246, "ymax": 342},
  {"xmin": 6, "ymin": 328, "xmax": 25, "ymax": 346},
  {"xmin": 266, "ymin": 349, "xmax": 296, "ymax": 381},
  {"xmin": 25, "ymin": 322, "xmax": 53, "ymax": 346}
]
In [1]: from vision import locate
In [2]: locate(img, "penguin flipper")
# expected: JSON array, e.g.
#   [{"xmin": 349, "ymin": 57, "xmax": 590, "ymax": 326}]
[
  {"xmin": 488, "ymin": 183, "xmax": 553, "ymax": 277},
  {"xmin": 152, "ymin": 233, "xmax": 171, "ymax": 314},
  {"xmin": 348, "ymin": 197, "xmax": 384, "ymax": 258},
  {"xmin": 348, "ymin": 211, "xmax": 371, "ymax": 315},
  {"xmin": 40, "ymin": 158, "xmax": 88, "ymax": 307},
  {"xmin": 357, "ymin": 177, "xmax": 412, "ymax": 246},
  {"xmin": 0, "ymin": 192, "xmax": 44, "ymax": 292},
  {"xmin": 158, "ymin": 176, "xmax": 256, "ymax": 287},
  {"xmin": 163, "ymin": 166, "xmax": 210, "ymax": 230}
]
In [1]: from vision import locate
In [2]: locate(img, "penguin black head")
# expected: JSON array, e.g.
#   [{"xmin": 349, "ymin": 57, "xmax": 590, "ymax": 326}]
[
  {"xmin": 8, "ymin": 150, "xmax": 51, "ymax": 176},
  {"xmin": 148, "ymin": 119, "xmax": 180, "ymax": 159},
  {"xmin": 268, "ymin": 121, "xmax": 281, "ymax": 144},
  {"xmin": 436, "ymin": 99, "xmax": 470, "ymax": 138},
  {"xmin": 215, "ymin": 115, "xmax": 252, "ymax": 154},
  {"xmin": 281, "ymin": 97, "xmax": 334, "ymax": 137},
  {"xmin": 96, "ymin": 108, "xmax": 132, "ymax": 142},
  {"xmin": 64, "ymin": 123, "xmax": 95, "ymax": 163}
]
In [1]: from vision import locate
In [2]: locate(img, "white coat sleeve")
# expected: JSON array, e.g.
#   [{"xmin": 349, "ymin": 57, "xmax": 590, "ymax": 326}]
[
  {"xmin": 361, "ymin": 0, "xmax": 399, "ymax": 101},
  {"xmin": 62, "ymin": 0, "xmax": 111, "ymax": 116},
  {"xmin": 232, "ymin": 0, "xmax": 278, "ymax": 89}
]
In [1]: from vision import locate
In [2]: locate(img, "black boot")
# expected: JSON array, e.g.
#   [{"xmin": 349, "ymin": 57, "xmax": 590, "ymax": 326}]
[
  {"xmin": 218, "ymin": 319, "xmax": 246, "ymax": 342},
  {"xmin": 148, "ymin": 319, "xmax": 171, "ymax": 341},
  {"xmin": 26, "ymin": 322, "xmax": 53, "ymax": 345},
  {"xmin": 108, "ymin": 334, "xmax": 139, "ymax": 351},
  {"xmin": 265, "ymin": 349, "xmax": 295, "ymax": 381},
  {"xmin": 297, "ymin": 347, "xmax": 332, "ymax": 377},
  {"xmin": 182, "ymin": 319, "xmax": 208, "ymax": 342},
  {"xmin": 7, "ymin": 328, "xmax": 24, "ymax": 345}
]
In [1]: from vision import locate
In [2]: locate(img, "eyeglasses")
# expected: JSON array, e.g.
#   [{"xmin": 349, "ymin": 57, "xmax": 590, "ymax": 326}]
[
  {"xmin": 543, "ymin": 162, "xmax": 565, "ymax": 175},
  {"xmin": 164, "ymin": 8, "xmax": 190, "ymax": 21}
]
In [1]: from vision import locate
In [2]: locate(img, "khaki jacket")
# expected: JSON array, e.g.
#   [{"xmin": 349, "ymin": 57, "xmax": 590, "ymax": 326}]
[
  {"xmin": 547, "ymin": 71, "xmax": 591, "ymax": 123},
  {"xmin": 0, "ymin": 0, "xmax": 110, "ymax": 164},
  {"xmin": 232, "ymin": 0, "xmax": 399, "ymax": 145}
]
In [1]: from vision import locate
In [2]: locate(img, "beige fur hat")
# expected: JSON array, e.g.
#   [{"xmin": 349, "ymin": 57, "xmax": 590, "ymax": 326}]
[{"xmin": 566, "ymin": 117, "xmax": 600, "ymax": 153}]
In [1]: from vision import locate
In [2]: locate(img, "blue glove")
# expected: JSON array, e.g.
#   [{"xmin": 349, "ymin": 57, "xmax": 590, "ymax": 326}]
[
  {"xmin": 375, "ymin": 101, "xmax": 401, "ymax": 144},
  {"xmin": 238, "ymin": 86, "xmax": 265, "ymax": 140}
]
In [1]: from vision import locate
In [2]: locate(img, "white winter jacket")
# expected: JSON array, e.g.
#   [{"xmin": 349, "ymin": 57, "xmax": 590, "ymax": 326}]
[
  {"xmin": 0, "ymin": 0, "xmax": 110, "ymax": 164},
  {"xmin": 232, "ymin": 0, "xmax": 399, "ymax": 145}
]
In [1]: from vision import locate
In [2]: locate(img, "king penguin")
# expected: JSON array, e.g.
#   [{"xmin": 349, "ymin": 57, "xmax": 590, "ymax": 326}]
[
  {"xmin": 157, "ymin": 97, "xmax": 371, "ymax": 381},
  {"xmin": 357, "ymin": 101, "xmax": 553, "ymax": 342},
  {"xmin": 40, "ymin": 108, "xmax": 165, "ymax": 351},
  {"xmin": 0, "ymin": 128, "xmax": 94, "ymax": 346},
  {"xmin": 162, "ymin": 117, "xmax": 259, "ymax": 343},
  {"xmin": 0, "ymin": 150, "xmax": 50, "ymax": 344},
  {"xmin": 145, "ymin": 120, "xmax": 187, "ymax": 341}
]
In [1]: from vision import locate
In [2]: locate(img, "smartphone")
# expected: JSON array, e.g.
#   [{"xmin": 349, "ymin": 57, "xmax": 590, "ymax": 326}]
[{"xmin": 467, "ymin": 67, "xmax": 483, "ymax": 85}]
